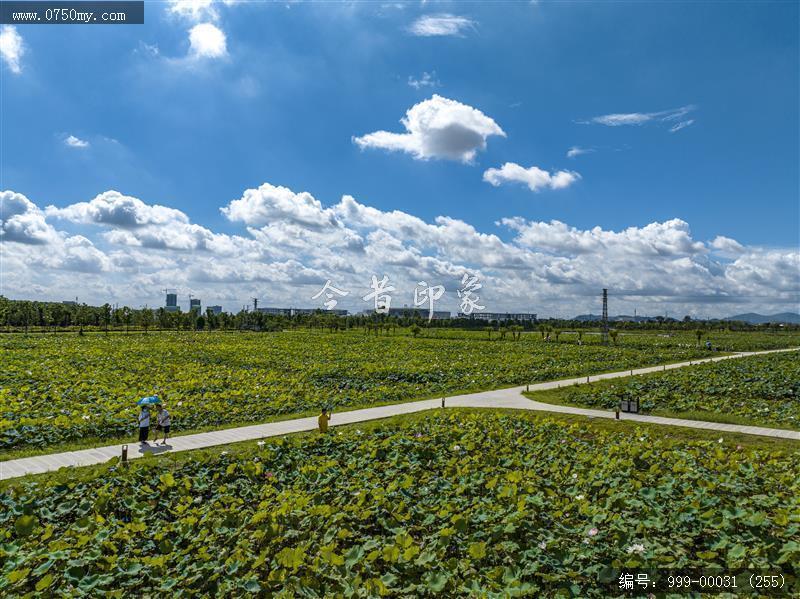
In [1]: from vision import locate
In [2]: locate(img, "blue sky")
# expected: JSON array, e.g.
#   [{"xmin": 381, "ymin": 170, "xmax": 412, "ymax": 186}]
[{"xmin": 1, "ymin": 1, "xmax": 798, "ymax": 316}]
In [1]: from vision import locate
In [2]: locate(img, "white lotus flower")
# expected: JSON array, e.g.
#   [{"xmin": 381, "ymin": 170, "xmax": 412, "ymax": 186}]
[{"xmin": 626, "ymin": 543, "xmax": 645, "ymax": 555}]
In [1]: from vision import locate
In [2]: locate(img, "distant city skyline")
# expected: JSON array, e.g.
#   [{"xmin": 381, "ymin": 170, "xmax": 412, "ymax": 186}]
[{"xmin": 1, "ymin": 2, "xmax": 798, "ymax": 318}]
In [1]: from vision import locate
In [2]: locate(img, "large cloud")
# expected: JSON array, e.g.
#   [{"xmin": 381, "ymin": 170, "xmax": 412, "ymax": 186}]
[
  {"xmin": 47, "ymin": 190, "xmax": 239, "ymax": 252},
  {"xmin": 47, "ymin": 190, "xmax": 189, "ymax": 228},
  {"xmin": 483, "ymin": 163, "xmax": 581, "ymax": 192},
  {"xmin": 2, "ymin": 185, "xmax": 797, "ymax": 317},
  {"xmin": 0, "ymin": 25, "xmax": 24, "ymax": 74},
  {"xmin": 500, "ymin": 218, "xmax": 707, "ymax": 257},
  {"xmin": 1, "ymin": 192, "xmax": 111, "ymax": 279},
  {"xmin": 353, "ymin": 95, "xmax": 505, "ymax": 163},
  {"xmin": 221, "ymin": 182, "xmax": 340, "ymax": 229},
  {"xmin": 1, "ymin": 191, "xmax": 60, "ymax": 245}
]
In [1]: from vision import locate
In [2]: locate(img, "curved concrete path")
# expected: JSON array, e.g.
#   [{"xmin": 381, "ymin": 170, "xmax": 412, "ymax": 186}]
[{"xmin": 1, "ymin": 348, "xmax": 797, "ymax": 481}]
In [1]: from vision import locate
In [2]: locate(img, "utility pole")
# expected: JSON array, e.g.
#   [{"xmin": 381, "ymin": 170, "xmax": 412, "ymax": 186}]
[{"xmin": 601, "ymin": 288, "xmax": 609, "ymax": 346}]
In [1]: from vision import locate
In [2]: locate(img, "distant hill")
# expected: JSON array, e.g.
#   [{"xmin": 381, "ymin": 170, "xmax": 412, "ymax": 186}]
[{"xmin": 722, "ymin": 312, "xmax": 800, "ymax": 324}]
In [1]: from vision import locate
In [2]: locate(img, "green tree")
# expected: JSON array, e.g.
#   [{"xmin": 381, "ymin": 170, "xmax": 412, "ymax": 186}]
[
  {"xmin": 76, "ymin": 303, "xmax": 90, "ymax": 335},
  {"xmin": 139, "ymin": 308, "xmax": 154, "ymax": 334},
  {"xmin": 18, "ymin": 301, "xmax": 33, "ymax": 334},
  {"xmin": 101, "ymin": 303, "xmax": 112, "ymax": 334},
  {"xmin": 156, "ymin": 307, "xmax": 169, "ymax": 331},
  {"xmin": 205, "ymin": 308, "xmax": 216, "ymax": 331},
  {"xmin": 121, "ymin": 307, "xmax": 132, "ymax": 334},
  {"xmin": 49, "ymin": 303, "xmax": 65, "ymax": 333}
]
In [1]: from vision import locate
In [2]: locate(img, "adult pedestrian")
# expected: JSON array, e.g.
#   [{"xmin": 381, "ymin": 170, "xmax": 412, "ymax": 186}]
[
  {"xmin": 155, "ymin": 404, "xmax": 171, "ymax": 445},
  {"xmin": 137, "ymin": 406, "xmax": 151, "ymax": 444}
]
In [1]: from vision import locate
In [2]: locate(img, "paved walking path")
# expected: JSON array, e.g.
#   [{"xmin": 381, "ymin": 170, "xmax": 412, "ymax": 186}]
[{"xmin": 2, "ymin": 348, "xmax": 797, "ymax": 481}]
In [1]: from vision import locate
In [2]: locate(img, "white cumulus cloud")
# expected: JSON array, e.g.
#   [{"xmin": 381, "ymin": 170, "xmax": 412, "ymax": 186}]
[
  {"xmin": 353, "ymin": 95, "xmax": 505, "ymax": 163},
  {"xmin": 221, "ymin": 182, "xmax": 341, "ymax": 229},
  {"xmin": 0, "ymin": 25, "xmax": 24, "ymax": 74},
  {"xmin": 483, "ymin": 163, "xmax": 581, "ymax": 192},
  {"xmin": 408, "ymin": 14, "xmax": 476, "ymax": 37},
  {"xmin": 3, "ymin": 185, "xmax": 797, "ymax": 317},
  {"xmin": 1, "ymin": 191, "xmax": 60, "ymax": 245},
  {"xmin": 64, "ymin": 135, "xmax": 90, "ymax": 149},
  {"xmin": 47, "ymin": 190, "xmax": 189, "ymax": 228},
  {"xmin": 189, "ymin": 23, "xmax": 227, "ymax": 59},
  {"xmin": 710, "ymin": 235, "xmax": 744, "ymax": 255},
  {"xmin": 501, "ymin": 217, "xmax": 708, "ymax": 257}
]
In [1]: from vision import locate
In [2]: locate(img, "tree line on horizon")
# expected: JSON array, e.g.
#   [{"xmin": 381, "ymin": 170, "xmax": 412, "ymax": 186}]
[{"xmin": 0, "ymin": 296, "xmax": 795, "ymax": 335}]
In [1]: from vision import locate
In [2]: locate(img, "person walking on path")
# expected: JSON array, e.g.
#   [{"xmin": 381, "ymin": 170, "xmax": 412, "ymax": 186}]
[
  {"xmin": 155, "ymin": 404, "xmax": 171, "ymax": 445},
  {"xmin": 318, "ymin": 408, "xmax": 331, "ymax": 433},
  {"xmin": 137, "ymin": 406, "xmax": 151, "ymax": 444}
]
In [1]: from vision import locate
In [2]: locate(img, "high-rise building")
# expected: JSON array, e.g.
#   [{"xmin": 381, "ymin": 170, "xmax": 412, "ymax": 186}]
[
  {"xmin": 208, "ymin": 305, "xmax": 223, "ymax": 315},
  {"xmin": 164, "ymin": 291, "xmax": 180, "ymax": 313},
  {"xmin": 190, "ymin": 298, "xmax": 201, "ymax": 312}
]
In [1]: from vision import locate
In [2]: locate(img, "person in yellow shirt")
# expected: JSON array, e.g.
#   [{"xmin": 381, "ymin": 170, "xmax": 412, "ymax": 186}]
[{"xmin": 318, "ymin": 408, "xmax": 331, "ymax": 433}]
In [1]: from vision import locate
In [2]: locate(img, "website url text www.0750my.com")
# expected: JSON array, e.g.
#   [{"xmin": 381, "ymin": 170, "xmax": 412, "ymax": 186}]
[{"xmin": 0, "ymin": 1, "xmax": 144, "ymax": 25}]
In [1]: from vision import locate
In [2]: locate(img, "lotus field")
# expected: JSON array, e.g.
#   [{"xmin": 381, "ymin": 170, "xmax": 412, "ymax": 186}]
[
  {"xmin": 556, "ymin": 352, "xmax": 800, "ymax": 428},
  {"xmin": 2, "ymin": 329, "xmax": 800, "ymax": 454},
  {"xmin": 0, "ymin": 329, "xmax": 723, "ymax": 453},
  {"xmin": 1, "ymin": 412, "xmax": 798, "ymax": 596}
]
